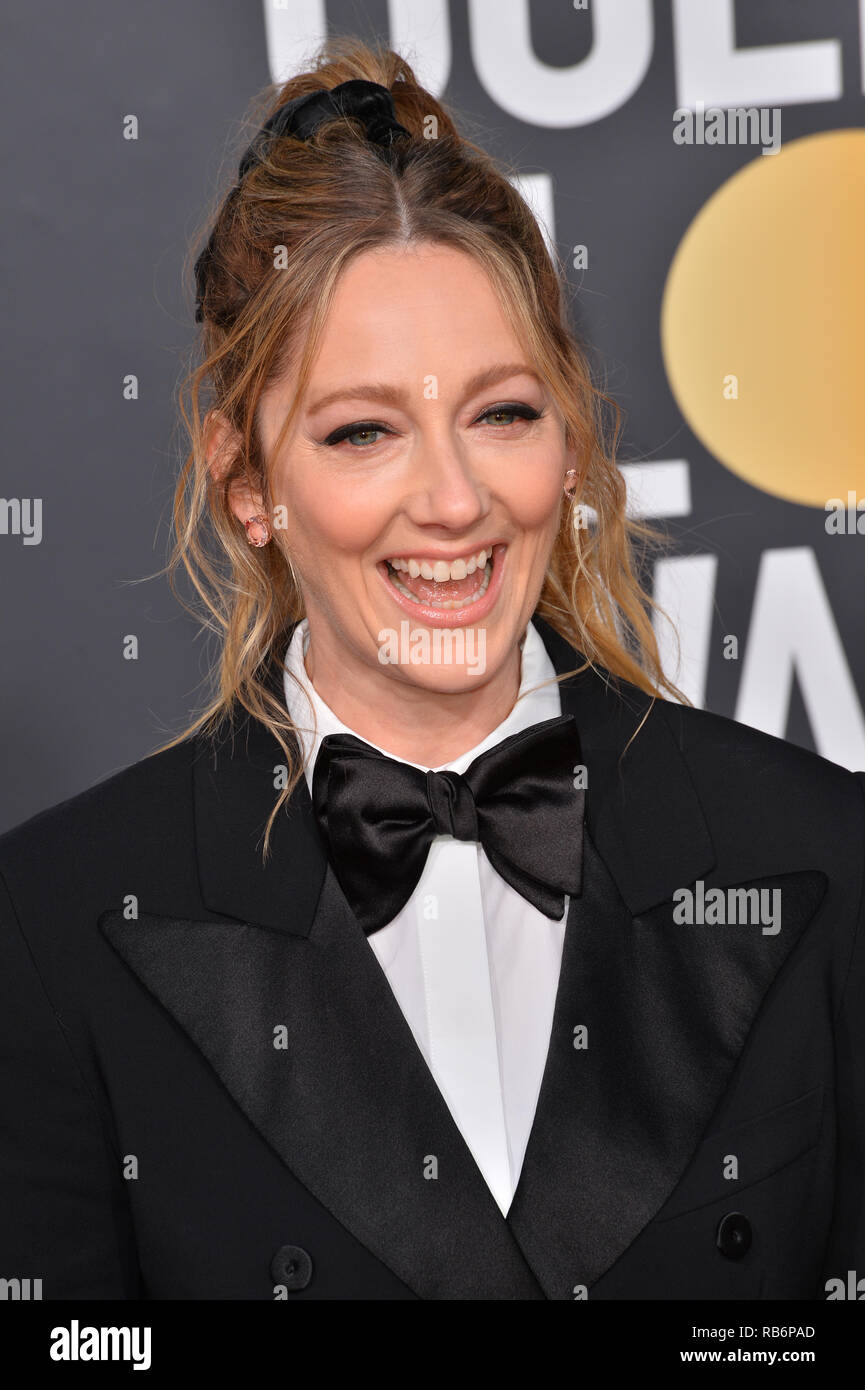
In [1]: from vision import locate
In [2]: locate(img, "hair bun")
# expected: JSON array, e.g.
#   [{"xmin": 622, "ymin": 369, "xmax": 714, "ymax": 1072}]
[{"xmin": 237, "ymin": 78, "xmax": 410, "ymax": 180}]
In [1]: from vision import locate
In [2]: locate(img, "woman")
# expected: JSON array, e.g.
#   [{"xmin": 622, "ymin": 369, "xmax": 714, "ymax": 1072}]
[{"xmin": 1, "ymin": 38, "xmax": 863, "ymax": 1302}]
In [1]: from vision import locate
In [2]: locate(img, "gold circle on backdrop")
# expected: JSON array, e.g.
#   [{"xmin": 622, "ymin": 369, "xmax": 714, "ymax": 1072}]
[{"xmin": 660, "ymin": 128, "xmax": 865, "ymax": 507}]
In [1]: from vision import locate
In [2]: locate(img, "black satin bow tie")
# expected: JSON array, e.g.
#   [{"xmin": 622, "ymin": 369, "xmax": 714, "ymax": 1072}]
[{"xmin": 311, "ymin": 715, "xmax": 586, "ymax": 936}]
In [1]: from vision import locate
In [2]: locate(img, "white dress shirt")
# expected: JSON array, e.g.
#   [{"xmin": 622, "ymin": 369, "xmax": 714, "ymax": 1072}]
[{"xmin": 282, "ymin": 619, "xmax": 568, "ymax": 1216}]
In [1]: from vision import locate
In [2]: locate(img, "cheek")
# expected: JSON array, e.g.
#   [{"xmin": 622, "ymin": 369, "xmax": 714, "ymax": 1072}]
[
  {"xmin": 276, "ymin": 468, "xmax": 385, "ymax": 566},
  {"xmin": 496, "ymin": 455, "xmax": 564, "ymax": 533}
]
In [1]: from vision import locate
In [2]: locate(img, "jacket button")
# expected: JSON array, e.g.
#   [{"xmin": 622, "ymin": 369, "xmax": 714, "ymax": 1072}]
[
  {"xmin": 716, "ymin": 1212, "xmax": 752, "ymax": 1259},
  {"xmin": 271, "ymin": 1244, "xmax": 313, "ymax": 1291}
]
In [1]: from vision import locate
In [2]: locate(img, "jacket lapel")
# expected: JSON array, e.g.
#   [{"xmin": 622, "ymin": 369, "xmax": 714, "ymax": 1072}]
[
  {"xmin": 99, "ymin": 867, "xmax": 545, "ymax": 1299},
  {"xmin": 100, "ymin": 641, "xmax": 545, "ymax": 1300},
  {"xmin": 508, "ymin": 617, "xmax": 828, "ymax": 1296}
]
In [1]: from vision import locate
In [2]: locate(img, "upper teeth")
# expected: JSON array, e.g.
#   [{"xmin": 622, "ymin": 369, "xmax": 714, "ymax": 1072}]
[{"xmin": 388, "ymin": 549, "xmax": 491, "ymax": 581}]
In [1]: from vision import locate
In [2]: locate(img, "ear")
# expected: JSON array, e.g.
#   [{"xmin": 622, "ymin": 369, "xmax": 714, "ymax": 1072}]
[{"xmin": 205, "ymin": 409, "xmax": 266, "ymax": 527}]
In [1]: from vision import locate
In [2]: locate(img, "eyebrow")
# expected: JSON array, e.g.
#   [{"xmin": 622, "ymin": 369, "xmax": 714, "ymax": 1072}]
[{"xmin": 304, "ymin": 362, "xmax": 543, "ymax": 417}]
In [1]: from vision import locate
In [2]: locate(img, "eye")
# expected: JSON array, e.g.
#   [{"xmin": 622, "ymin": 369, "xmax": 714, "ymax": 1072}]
[
  {"xmin": 476, "ymin": 403, "xmax": 545, "ymax": 427},
  {"xmin": 322, "ymin": 421, "xmax": 392, "ymax": 449}
]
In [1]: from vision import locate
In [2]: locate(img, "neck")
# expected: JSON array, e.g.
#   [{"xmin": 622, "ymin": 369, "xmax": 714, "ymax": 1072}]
[{"xmin": 301, "ymin": 624, "xmax": 524, "ymax": 766}]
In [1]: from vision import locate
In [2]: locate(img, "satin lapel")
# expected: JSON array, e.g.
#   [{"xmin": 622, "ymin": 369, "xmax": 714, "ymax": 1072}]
[
  {"xmin": 101, "ymin": 647, "xmax": 545, "ymax": 1299},
  {"xmin": 509, "ymin": 617, "xmax": 829, "ymax": 1297}
]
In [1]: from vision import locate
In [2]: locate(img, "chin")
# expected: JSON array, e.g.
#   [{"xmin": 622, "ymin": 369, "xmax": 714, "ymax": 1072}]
[
  {"xmin": 372, "ymin": 619, "xmax": 523, "ymax": 690},
  {"xmin": 391, "ymin": 662, "xmax": 493, "ymax": 693}
]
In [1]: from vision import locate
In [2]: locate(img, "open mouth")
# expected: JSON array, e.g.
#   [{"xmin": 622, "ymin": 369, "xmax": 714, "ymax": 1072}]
[
  {"xmin": 386, "ymin": 547, "xmax": 492, "ymax": 609},
  {"xmin": 377, "ymin": 542, "xmax": 507, "ymax": 623}
]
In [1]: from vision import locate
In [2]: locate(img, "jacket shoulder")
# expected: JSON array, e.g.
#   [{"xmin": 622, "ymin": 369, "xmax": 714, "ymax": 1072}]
[
  {"xmin": 0, "ymin": 736, "xmax": 200, "ymax": 882},
  {"xmin": 654, "ymin": 695, "xmax": 862, "ymax": 799},
  {"xmin": 569, "ymin": 646, "xmax": 862, "ymax": 806},
  {"xmin": 647, "ymin": 696, "xmax": 865, "ymax": 872}
]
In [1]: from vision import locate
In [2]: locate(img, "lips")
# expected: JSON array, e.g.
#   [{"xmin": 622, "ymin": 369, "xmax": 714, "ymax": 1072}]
[{"xmin": 377, "ymin": 543, "xmax": 508, "ymax": 627}]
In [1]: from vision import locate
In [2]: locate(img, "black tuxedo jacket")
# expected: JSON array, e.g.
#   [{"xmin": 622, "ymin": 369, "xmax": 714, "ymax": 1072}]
[{"xmin": 1, "ymin": 615, "xmax": 864, "ymax": 1300}]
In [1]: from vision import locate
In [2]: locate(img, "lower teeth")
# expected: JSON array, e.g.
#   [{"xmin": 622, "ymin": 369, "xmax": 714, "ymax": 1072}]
[{"xmin": 387, "ymin": 560, "xmax": 492, "ymax": 609}]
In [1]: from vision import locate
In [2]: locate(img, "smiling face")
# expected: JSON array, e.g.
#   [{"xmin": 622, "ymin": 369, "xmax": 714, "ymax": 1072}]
[{"xmin": 237, "ymin": 241, "xmax": 577, "ymax": 720}]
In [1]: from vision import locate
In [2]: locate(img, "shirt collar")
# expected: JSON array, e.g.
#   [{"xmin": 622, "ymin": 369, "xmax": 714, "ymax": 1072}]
[{"xmin": 283, "ymin": 618, "xmax": 562, "ymax": 793}]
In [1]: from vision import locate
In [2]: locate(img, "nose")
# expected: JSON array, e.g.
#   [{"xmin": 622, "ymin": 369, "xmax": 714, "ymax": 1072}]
[{"xmin": 402, "ymin": 428, "xmax": 491, "ymax": 532}]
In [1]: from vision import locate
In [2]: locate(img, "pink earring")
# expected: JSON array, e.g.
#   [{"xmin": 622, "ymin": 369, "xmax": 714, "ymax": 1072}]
[
  {"xmin": 244, "ymin": 513, "xmax": 272, "ymax": 547},
  {"xmin": 563, "ymin": 469, "xmax": 579, "ymax": 498}
]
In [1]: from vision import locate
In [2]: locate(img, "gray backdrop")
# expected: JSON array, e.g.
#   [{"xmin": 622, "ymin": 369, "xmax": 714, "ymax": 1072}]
[{"xmin": 2, "ymin": 0, "xmax": 864, "ymax": 833}]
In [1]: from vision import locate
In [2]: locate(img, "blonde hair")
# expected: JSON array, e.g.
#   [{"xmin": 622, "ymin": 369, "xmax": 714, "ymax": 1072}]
[{"xmin": 162, "ymin": 35, "xmax": 686, "ymax": 852}]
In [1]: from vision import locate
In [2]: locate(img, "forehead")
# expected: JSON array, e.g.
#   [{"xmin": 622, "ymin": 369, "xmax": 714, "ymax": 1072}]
[{"xmin": 309, "ymin": 242, "xmax": 519, "ymax": 368}]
